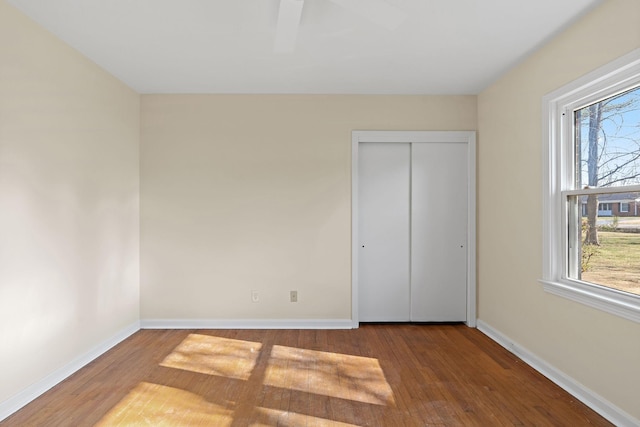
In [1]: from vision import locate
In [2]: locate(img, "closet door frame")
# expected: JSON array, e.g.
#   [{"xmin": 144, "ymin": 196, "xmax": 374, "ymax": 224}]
[{"xmin": 351, "ymin": 130, "xmax": 477, "ymax": 328}]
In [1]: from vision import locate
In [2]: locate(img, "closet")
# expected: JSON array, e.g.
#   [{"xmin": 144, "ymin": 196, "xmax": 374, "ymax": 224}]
[{"xmin": 353, "ymin": 131, "xmax": 476, "ymax": 324}]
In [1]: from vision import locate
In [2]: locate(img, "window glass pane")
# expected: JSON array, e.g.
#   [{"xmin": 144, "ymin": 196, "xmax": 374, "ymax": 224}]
[
  {"xmin": 575, "ymin": 86, "xmax": 640, "ymax": 189},
  {"xmin": 569, "ymin": 192, "xmax": 640, "ymax": 296}
]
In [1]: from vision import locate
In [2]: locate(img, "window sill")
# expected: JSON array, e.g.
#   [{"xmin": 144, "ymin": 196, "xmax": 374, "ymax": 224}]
[{"xmin": 540, "ymin": 279, "xmax": 640, "ymax": 323}]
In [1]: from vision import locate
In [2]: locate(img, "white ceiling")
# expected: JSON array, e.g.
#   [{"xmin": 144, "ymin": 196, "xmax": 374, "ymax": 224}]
[{"xmin": 8, "ymin": 0, "xmax": 602, "ymax": 94}]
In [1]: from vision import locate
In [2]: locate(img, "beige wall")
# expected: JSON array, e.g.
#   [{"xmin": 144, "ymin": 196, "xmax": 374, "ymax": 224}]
[
  {"xmin": 0, "ymin": 1, "xmax": 140, "ymax": 404},
  {"xmin": 477, "ymin": 0, "xmax": 640, "ymax": 420},
  {"xmin": 4, "ymin": 0, "xmax": 638, "ymax": 421},
  {"xmin": 141, "ymin": 95, "xmax": 476, "ymax": 320}
]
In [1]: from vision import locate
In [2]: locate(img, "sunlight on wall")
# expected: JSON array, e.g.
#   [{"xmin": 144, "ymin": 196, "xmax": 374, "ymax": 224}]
[
  {"xmin": 95, "ymin": 382, "xmax": 234, "ymax": 426},
  {"xmin": 160, "ymin": 334, "xmax": 262, "ymax": 381}
]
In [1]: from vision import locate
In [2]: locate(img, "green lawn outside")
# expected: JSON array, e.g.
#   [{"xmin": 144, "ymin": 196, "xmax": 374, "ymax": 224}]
[{"xmin": 581, "ymin": 231, "xmax": 640, "ymax": 295}]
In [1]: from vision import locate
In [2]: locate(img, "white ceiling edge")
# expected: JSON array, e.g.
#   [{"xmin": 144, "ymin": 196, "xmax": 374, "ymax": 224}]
[
  {"xmin": 6, "ymin": 0, "xmax": 604, "ymax": 95},
  {"xmin": 478, "ymin": 0, "xmax": 605, "ymax": 97}
]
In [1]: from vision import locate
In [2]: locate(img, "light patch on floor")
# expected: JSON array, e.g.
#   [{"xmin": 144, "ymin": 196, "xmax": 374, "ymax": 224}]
[
  {"xmin": 95, "ymin": 382, "xmax": 233, "ymax": 426},
  {"xmin": 264, "ymin": 345, "xmax": 395, "ymax": 406},
  {"xmin": 160, "ymin": 334, "xmax": 262, "ymax": 380},
  {"xmin": 99, "ymin": 334, "xmax": 395, "ymax": 424},
  {"xmin": 250, "ymin": 407, "xmax": 361, "ymax": 427}
]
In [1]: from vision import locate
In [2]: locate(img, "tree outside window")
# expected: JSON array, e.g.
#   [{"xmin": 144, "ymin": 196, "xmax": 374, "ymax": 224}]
[
  {"xmin": 572, "ymin": 86, "xmax": 640, "ymax": 295},
  {"xmin": 543, "ymin": 49, "xmax": 640, "ymax": 322}
]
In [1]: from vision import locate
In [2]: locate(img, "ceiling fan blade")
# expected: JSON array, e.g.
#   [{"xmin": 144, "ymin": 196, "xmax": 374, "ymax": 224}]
[
  {"xmin": 274, "ymin": 0, "xmax": 305, "ymax": 54},
  {"xmin": 329, "ymin": 0, "xmax": 407, "ymax": 31}
]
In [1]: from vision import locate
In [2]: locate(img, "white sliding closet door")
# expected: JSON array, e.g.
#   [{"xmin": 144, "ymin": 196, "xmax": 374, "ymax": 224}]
[
  {"xmin": 358, "ymin": 143, "xmax": 411, "ymax": 321},
  {"xmin": 410, "ymin": 142, "xmax": 467, "ymax": 321},
  {"xmin": 357, "ymin": 136, "xmax": 470, "ymax": 323}
]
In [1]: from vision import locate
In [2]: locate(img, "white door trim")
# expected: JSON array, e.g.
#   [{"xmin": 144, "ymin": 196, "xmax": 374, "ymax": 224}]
[{"xmin": 351, "ymin": 131, "xmax": 477, "ymax": 328}]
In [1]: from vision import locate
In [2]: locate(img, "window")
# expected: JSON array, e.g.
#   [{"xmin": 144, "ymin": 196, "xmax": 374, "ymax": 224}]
[
  {"xmin": 543, "ymin": 49, "xmax": 640, "ymax": 323},
  {"xmin": 597, "ymin": 203, "xmax": 612, "ymax": 214}
]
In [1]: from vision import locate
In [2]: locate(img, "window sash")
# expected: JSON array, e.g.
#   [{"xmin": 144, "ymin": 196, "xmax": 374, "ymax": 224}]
[
  {"xmin": 542, "ymin": 48, "xmax": 640, "ymax": 323},
  {"xmin": 563, "ymin": 184, "xmax": 640, "ymax": 197}
]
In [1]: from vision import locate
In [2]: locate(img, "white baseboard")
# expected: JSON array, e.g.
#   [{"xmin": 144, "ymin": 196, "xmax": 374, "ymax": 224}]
[
  {"xmin": 140, "ymin": 318, "xmax": 354, "ymax": 329},
  {"xmin": 477, "ymin": 319, "xmax": 639, "ymax": 427},
  {"xmin": 0, "ymin": 321, "xmax": 140, "ymax": 422}
]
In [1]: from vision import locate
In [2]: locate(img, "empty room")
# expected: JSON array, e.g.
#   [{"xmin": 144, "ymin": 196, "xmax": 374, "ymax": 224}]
[{"xmin": 1, "ymin": 0, "xmax": 639, "ymax": 425}]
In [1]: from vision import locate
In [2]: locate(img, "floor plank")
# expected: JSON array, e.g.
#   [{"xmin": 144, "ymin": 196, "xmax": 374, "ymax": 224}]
[{"xmin": 1, "ymin": 324, "xmax": 612, "ymax": 426}]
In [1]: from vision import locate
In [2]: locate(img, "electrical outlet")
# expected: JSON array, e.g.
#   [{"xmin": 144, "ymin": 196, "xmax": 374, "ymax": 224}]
[
  {"xmin": 251, "ymin": 290, "xmax": 259, "ymax": 303},
  {"xmin": 290, "ymin": 290, "xmax": 298, "ymax": 302}
]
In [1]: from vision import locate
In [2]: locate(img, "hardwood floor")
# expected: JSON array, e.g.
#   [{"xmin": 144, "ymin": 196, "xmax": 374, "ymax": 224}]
[{"xmin": 2, "ymin": 324, "xmax": 612, "ymax": 426}]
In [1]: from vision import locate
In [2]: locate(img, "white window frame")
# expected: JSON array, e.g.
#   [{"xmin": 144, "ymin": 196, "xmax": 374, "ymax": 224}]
[
  {"xmin": 620, "ymin": 202, "xmax": 630, "ymax": 213},
  {"xmin": 542, "ymin": 48, "xmax": 640, "ymax": 323}
]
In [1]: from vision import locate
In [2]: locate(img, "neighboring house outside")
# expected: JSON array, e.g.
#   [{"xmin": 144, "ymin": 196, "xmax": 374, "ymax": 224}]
[{"xmin": 581, "ymin": 193, "xmax": 640, "ymax": 217}]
